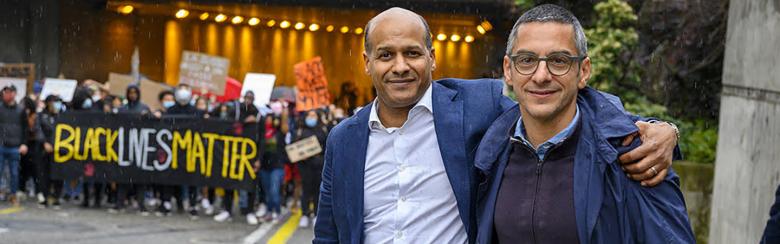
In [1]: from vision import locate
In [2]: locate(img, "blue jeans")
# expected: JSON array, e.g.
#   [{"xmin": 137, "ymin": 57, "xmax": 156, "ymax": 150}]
[
  {"xmin": 260, "ymin": 168, "xmax": 284, "ymax": 214},
  {"xmin": 0, "ymin": 146, "xmax": 20, "ymax": 194}
]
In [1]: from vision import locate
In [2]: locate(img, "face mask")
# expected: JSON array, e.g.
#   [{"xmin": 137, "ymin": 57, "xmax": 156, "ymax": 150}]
[
  {"xmin": 162, "ymin": 101, "xmax": 175, "ymax": 109},
  {"xmin": 175, "ymin": 89, "xmax": 192, "ymax": 105},
  {"xmin": 53, "ymin": 101, "xmax": 63, "ymax": 112},
  {"xmin": 305, "ymin": 118, "xmax": 318, "ymax": 128},
  {"xmin": 82, "ymin": 99, "xmax": 93, "ymax": 109},
  {"xmin": 92, "ymin": 95, "xmax": 102, "ymax": 102},
  {"xmin": 220, "ymin": 111, "xmax": 228, "ymax": 119},
  {"xmin": 270, "ymin": 102, "xmax": 283, "ymax": 115}
]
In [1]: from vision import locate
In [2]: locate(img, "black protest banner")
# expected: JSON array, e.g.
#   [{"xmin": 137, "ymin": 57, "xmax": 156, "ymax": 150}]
[{"xmin": 52, "ymin": 112, "xmax": 259, "ymax": 190}]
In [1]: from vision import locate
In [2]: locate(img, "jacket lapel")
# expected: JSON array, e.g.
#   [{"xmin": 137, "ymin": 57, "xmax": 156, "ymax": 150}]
[
  {"xmin": 432, "ymin": 83, "xmax": 472, "ymax": 234},
  {"xmin": 343, "ymin": 103, "xmax": 371, "ymax": 242}
]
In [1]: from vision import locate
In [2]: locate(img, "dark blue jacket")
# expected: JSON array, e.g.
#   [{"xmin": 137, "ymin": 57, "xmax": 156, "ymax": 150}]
[
  {"xmin": 475, "ymin": 87, "xmax": 695, "ymax": 244},
  {"xmin": 313, "ymin": 78, "xmax": 515, "ymax": 244},
  {"xmin": 762, "ymin": 184, "xmax": 780, "ymax": 243}
]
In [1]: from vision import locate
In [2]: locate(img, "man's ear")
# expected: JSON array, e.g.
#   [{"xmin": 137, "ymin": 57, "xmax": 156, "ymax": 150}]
[
  {"xmin": 578, "ymin": 56, "xmax": 591, "ymax": 89},
  {"xmin": 502, "ymin": 55, "xmax": 513, "ymax": 86},
  {"xmin": 363, "ymin": 52, "xmax": 370, "ymax": 75},
  {"xmin": 429, "ymin": 48, "xmax": 437, "ymax": 71}
]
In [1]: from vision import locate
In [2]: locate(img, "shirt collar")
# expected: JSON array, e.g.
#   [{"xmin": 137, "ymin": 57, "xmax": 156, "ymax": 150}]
[
  {"xmin": 369, "ymin": 84, "xmax": 433, "ymax": 130},
  {"xmin": 514, "ymin": 105, "xmax": 580, "ymax": 158}
]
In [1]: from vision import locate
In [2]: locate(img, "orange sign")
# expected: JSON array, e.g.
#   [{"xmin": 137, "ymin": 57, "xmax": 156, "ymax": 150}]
[{"xmin": 294, "ymin": 57, "xmax": 331, "ymax": 112}]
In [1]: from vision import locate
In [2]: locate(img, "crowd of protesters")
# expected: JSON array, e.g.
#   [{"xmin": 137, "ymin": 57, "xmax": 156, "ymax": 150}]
[{"xmin": 0, "ymin": 80, "xmax": 348, "ymax": 227}]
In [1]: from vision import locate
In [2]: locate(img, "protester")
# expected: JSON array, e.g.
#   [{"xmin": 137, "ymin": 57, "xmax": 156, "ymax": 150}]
[
  {"xmin": 292, "ymin": 110, "xmax": 328, "ymax": 228},
  {"xmin": 69, "ymin": 86, "xmax": 105, "ymax": 208},
  {"xmin": 117, "ymin": 84, "xmax": 150, "ymax": 115},
  {"xmin": 112, "ymin": 85, "xmax": 152, "ymax": 215},
  {"xmin": 257, "ymin": 109, "xmax": 287, "ymax": 223},
  {"xmin": 19, "ymin": 96, "xmax": 41, "ymax": 200},
  {"xmin": 37, "ymin": 95, "xmax": 64, "ymax": 209},
  {"xmin": 0, "ymin": 85, "xmax": 29, "ymax": 207},
  {"xmin": 154, "ymin": 90, "xmax": 175, "ymax": 118},
  {"xmin": 157, "ymin": 85, "xmax": 203, "ymax": 218}
]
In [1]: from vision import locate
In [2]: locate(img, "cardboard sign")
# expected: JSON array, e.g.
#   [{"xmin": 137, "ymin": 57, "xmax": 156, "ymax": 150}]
[
  {"xmin": 0, "ymin": 63, "xmax": 34, "ymax": 92},
  {"xmin": 241, "ymin": 73, "xmax": 276, "ymax": 108},
  {"xmin": 285, "ymin": 136, "xmax": 323, "ymax": 163},
  {"xmin": 139, "ymin": 78, "xmax": 171, "ymax": 111},
  {"xmin": 0, "ymin": 77, "xmax": 27, "ymax": 102},
  {"xmin": 107, "ymin": 72, "xmax": 136, "ymax": 97},
  {"xmin": 41, "ymin": 78, "xmax": 78, "ymax": 102},
  {"xmin": 179, "ymin": 51, "xmax": 230, "ymax": 95},
  {"xmin": 294, "ymin": 57, "xmax": 332, "ymax": 112}
]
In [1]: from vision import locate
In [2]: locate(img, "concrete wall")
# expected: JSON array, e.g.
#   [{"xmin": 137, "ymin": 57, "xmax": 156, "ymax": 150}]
[{"xmin": 709, "ymin": 0, "xmax": 780, "ymax": 243}]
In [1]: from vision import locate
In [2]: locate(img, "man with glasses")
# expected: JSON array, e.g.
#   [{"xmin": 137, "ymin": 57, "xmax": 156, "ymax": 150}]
[{"xmin": 475, "ymin": 4, "xmax": 694, "ymax": 243}]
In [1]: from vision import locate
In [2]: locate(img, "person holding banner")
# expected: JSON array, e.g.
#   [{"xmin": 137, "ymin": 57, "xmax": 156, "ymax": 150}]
[
  {"xmin": 0, "ymin": 85, "xmax": 28, "ymax": 206},
  {"xmin": 68, "ymin": 86, "xmax": 106, "ymax": 208},
  {"xmin": 157, "ymin": 84, "xmax": 204, "ymax": 218},
  {"xmin": 292, "ymin": 109, "xmax": 328, "ymax": 228},
  {"xmin": 37, "ymin": 95, "xmax": 64, "ymax": 209},
  {"xmin": 112, "ymin": 85, "xmax": 152, "ymax": 215}
]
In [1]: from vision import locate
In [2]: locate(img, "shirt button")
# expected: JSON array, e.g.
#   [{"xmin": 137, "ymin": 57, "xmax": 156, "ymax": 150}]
[
  {"xmin": 400, "ymin": 196, "xmax": 407, "ymax": 202},
  {"xmin": 395, "ymin": 231, "xmax": 403, "ymax": 238},
  {"xmin": 399, "ymin": 165, "xmax": 405, "ymax": 172}
]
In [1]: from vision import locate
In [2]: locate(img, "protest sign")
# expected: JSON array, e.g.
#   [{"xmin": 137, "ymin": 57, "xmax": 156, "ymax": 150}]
[
  {"xmin": 241, "ymin": 73, "xmax": 276, "ymax": 108},
  {"xmin": 0, "ymin": 77, "xmax": 28, "ymax": 102},
  {"xmin": 294, "ymin": 57, "xmax": 331, "ymax": 112},
  {"xmin": 179, "ymin": 51, "xmax": 230, "ymax": 95},
  {"xmin": 41, "ymin": 78, "xmax": 78, "ymax": 102},
  {"xmin": 285, "ymin": 136, "xmax": 322, "ymax": 163},
  {"xmin": 0, "ymin": 63, "xmax": 34, "ymax": 92},
  {"xmin": 140, "ymin": 78, "xmax": 171, "ymax": 111},
  {"xmin": 52, "ymin": 112, "xmax": 259, "ymax": 190},
  {"xmin": 107, "ymin": 72, "xmax": 135, "ymax": 97}
]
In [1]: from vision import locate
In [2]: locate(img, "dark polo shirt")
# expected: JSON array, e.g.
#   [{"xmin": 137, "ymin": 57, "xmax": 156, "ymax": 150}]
[{"xmin": 493, "ymin": 121, "xmax": 582, "ymax": 244}]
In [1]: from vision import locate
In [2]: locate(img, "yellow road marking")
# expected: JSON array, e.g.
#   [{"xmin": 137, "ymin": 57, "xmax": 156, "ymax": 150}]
[
  {"xmin": 0, "ymin": 206, "xmax": 23, "ymax": 215},
  {"xmin": 267, "ymin": 209, "xmax": 302, "ymax": 244}
]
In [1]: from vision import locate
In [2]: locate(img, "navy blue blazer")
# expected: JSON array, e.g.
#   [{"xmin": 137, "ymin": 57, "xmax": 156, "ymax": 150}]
[
  {"xmin": 474, "ymin": 87, "xmax": 695, "ymax": 244},
  {"xmin": 313, "ymin": 78, "xmax": 515, "ymax": 244},
  {"xmin": 762, "ymin": 184, "xmax": 780, "ymax": 243}
]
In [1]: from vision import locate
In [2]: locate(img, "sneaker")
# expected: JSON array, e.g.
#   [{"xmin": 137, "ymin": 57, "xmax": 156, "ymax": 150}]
[
  {"xmin": 271, "ymin": 212, "xmax": 279, "ymax": 223},
  {"xmin": 201, "ymin": 198, "xmax": 211, "ymax": 209},
  {"xmin": 189, "ymin": 209, "xmax": 199, "ymax": 220},
  {"xmin": 155, "ymin": 202, "xmax": 172, "ymax": 217},
  {"xmin": 139, "ymin": 209, "xmax": 150, "ymax": 216},
  {"xmin": 298, "ymin": 216, "xmax": 309, "ymax": 228},
  {"xmin": 52, "ymin": 201, "xmax": 61, "ymax": 210},
  {"xmin": 255, "ymin": 204, "xmax": 267, "ymax": 217},
  {"xmin": 37, "ymin": 193, "xmax": 46, "ymax": 204},
  {"xmin": 204, "ymin": 206, "xmax": 214, "ymax": 215},
  {"xmin": 108, "ymin": 207, "xmax": 124, "ymax": 214},
  {"xmin": 246, "ymin": 214, "xmax": 258, "ymax": 225},
  {"xmin": 213, "ymin": 211, "xmax": 231, "ymax": 222}
]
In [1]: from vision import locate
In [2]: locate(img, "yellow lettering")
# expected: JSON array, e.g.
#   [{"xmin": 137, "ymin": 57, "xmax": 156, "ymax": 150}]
[
  {"xmin": 105, "ymin": 128, "xmax": 118, "ymax": 162},
  {"xmin": 191, "ymin": 132, "xmax": 206, "ymax": 174},
  {"xmin": 73, "ymin": 127, "xmax": 86, "ymax": 160},
  {"xmin": 172, "ymin": 130, "xmax": 192, "ymax": 170},
  {"xmin": 202, "ymin": 133, "xmax": 219, "ymax": 178},
  {"xmin": 54, "ymin": 124, "xmax": 75, "ymax": 163}
]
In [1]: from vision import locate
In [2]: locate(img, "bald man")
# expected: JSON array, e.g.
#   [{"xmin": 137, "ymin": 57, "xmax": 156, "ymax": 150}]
[{"xmin": 313, "ymin": 7, "xmax": 679, "ymax": 244}]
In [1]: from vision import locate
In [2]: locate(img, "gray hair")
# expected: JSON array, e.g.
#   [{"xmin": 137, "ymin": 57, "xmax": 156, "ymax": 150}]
[
  {"xmin": 364, "ymin": 8, "xmax": 433, "ymax": 54},
  {"xmin": 506, "ymin": 4, "xmax": 588, "ymax": 57}
]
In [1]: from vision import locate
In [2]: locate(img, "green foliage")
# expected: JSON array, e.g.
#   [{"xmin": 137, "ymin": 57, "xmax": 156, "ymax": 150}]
[
  {"xmin": 585, "ymin": 0, "xmax": 640, "ymax": 92},
  {"xmin": 586, "ymin": 0, "xmax": 718, "ymax": 164},
  {"xmin": 514, "ymin": 0, "xmax": 535, "ymax": 10}
]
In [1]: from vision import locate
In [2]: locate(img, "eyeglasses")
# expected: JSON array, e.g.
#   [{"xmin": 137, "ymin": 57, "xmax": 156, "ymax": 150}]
[{"xmin": 509, "ymin": 53, "xmax": 586, "ymax": 76}]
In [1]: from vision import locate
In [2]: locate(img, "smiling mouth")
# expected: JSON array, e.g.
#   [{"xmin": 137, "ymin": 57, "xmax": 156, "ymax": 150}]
[
  {"xmin": 387, "ymin": 78, "xmax": 415, "ymax": 84},
  {"xmin": 527, "ymin": 90, "xmax": 558, "ymax": 97}
]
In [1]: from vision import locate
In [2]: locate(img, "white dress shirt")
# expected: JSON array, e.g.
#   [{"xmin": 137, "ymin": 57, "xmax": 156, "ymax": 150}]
[{"xmin": 363, "ymin": 85, "xmax": 467, "ymax": 244}]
